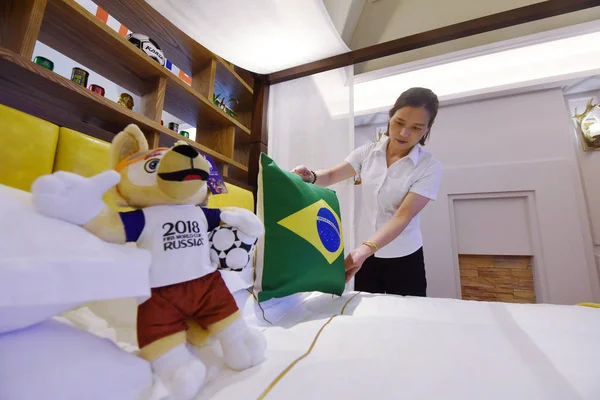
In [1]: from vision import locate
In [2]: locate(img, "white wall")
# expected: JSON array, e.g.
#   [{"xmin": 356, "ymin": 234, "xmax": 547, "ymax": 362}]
[
  {"xmin": 268, "ymin": 68, "xmax": 355, "ymax": 257},
  {"xmin": 454, "ymin": 196, "xmax": 533, "ymax": 256},
  {"xmin": 355, "ymin": 89, "xmax": 600, "ymax": 305},
  {"xmin": 353, "ymin": 126, "xmax": 372, "ymax": 153}
]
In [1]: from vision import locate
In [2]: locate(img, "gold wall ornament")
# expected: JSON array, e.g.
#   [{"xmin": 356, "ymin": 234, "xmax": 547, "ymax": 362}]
[
  {"xmin": 573, "ymin": 98, "xmax": 600, "ymax": 151},
  {"xmin": 375, "ymin": 126, "xmax": 386, "ymax": 142}
]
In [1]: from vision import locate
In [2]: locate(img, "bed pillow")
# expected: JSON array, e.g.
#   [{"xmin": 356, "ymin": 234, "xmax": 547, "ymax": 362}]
[
  {"xmin": 0, "ymin": 319, "xmax": 154, "ymax": 400},
  {"xmin": 254, "ymin": 154, "xmax": 345, "ymax": 302},
  {"xmin": 0, "ymin": 184, "xmax": 151, "ymax": 334}
]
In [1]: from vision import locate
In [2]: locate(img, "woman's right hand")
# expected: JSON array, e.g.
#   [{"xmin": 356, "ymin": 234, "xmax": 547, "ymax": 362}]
[{"xmin": 292, "ymin": 165, "xmax": 313, "ymax": 183}]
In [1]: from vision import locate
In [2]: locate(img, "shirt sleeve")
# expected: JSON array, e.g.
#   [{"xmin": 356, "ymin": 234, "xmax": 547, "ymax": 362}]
[
  {"xmin": 344, "ymin": 143, "xmax": 372, "ymax": 175},
  {"xmin": 201, "ymin": 207, "xmax": 222, "ymax": 231},
  {"xmin": 119, "ymin": 209, "xmax": 145, "ymax": 242},
  {"xmin": 409, "ymin": 160, "xmax": 444, "ymax": 201}
]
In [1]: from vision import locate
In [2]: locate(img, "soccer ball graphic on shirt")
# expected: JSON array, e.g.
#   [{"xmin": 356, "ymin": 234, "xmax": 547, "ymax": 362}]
[
  {"xmin": 126, "ymin": 33, "xmax": 166, "ymax": 66},
  {"xmin": 209, "ymin": 225, "xmax": 257, "ymax": 271}
]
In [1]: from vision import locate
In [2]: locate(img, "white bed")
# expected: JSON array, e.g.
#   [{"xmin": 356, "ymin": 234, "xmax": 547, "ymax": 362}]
[
  {"xmin": 2, "ymin": 185, "xmax": 599, "ymax": 399},
  {"xmin": 6, "ymin": 289, "xmax": 600, "ymax": 400},
  {"xmin": 190, "ymin": 291, "xmax": 600, "ymax": 400}
]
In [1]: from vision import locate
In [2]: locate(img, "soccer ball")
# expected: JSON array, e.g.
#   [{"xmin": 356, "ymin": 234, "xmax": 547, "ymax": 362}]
[
  {"xmin": 209, "ymin": 225, "xmax": 257, "ymax": 271},
  {"xmin": 126, "ymin": 33, "xmax": 165, "ymax": 66}
]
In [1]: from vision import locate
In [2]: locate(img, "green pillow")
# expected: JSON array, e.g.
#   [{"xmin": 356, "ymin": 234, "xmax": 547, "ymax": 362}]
[{"xmin": 254, "ymin": 153, "xmax": 345, "ymax": 302}]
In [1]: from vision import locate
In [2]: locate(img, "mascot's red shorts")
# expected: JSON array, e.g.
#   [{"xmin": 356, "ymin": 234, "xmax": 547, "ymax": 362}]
[{"xmin": 137, "ymin": 270, "xmax": 238, "ymax": 348}]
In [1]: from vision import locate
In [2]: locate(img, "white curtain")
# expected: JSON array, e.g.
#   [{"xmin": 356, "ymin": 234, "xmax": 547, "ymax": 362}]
[
  {"xmin": 267, "ymin": 67, "xmax": 355, "ymax": 289},
  {"xmin": 145, "ymin": 0, "xmax": 349, "ymax": 74}
]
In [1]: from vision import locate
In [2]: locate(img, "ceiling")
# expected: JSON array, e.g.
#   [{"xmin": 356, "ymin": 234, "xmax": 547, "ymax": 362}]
[{"xmin": 323, "ymin": 0, "xmax": 600, "ymax": 75}]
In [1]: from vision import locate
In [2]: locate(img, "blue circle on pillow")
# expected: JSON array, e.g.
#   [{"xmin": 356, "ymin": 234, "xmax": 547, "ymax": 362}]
[{"xmin": 316, "ymin": 208, "xmax": 341, "ymax": 252}]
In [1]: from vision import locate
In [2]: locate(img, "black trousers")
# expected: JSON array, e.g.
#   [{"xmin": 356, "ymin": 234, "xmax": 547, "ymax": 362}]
[{"xmin": 354, "ymin": 247, "xmax": 427, "ymax": 296}]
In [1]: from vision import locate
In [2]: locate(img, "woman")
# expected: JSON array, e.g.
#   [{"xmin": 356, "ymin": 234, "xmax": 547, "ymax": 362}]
[{"xmin": 292, "ymin": 87, "xmax": 443, "ymax": 296}]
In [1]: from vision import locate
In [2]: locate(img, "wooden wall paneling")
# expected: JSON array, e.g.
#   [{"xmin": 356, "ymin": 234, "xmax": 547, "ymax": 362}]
[
  {"xmin": 0, "ymin": 47, "xmax": 245, "ymax": 168},
  {"xmin": 234, "ymin": 143, "xmax": 251, "ymax": 166},
  {"xmin": 158, "ymin": 132, "xmax": 177, "ymax": 149},
  {"xmin": 1, "ymin": 0, "xmax": 47, "ymax": 58},
  {"xmin": 39, "ymin": 0, "xmax": 250, "ymax": 135},
  {"xmin": 0, "ymin": 47, "xmax": 150, "ymax": 138},
  {"xmin": 164, "ymin": 76, "xmax": 250, "ymax": 135},
  {"xmin": 234, "ymin": 66, "xmax": 255, "ymax": 88},
  {"xmin": 140, "ymin": 76, "xmax": 167, "ymax": 122},
  {"xmin": 215, "ymin": 57, "xmax": 253, "ymax": 94},
  {"xmin": 248, "ymin": 77, "xmax": 269, "ymax": 187},
  {"xmin": 94, "ymin": 0, "xmax": 255, "ymax": 127},
  {"xmin": 213, "ymin": 58, "xmax": 253, "ymax": 131},
  {"xmin": 267, "ymin": 0, "xmax": 600, "ymax": 84},
  {"xmin": 192, "ymin": 58, "xmax": 216, "ymax": 100},
  {"xmin": 39, "ymin": 0, "xmax": 158, "ymax": 97},
  {"xmin": 140, "ymin": 75, "xmax": 167, "ymax": 148},
  {"xmin": 236, "ymin": 110, "xmax": 253, "ymax": 132},
  {"xmin": 196, "ymin": 126, "xmax": 235, "ymax": 159},
  {"xmin": 93, "ymin": 0, "xmax": 213, "ymax": 77},
  {"xmin": 248, "ymin": 142, "xmax": 268, "ymax": 187},
  {"xmin": 143, "ymin": 131, "xmax": 158, "ymax": 148},
  {"xmin": 250, "ymin": 78, "xmax": 269, "ymax": 144},
  {"xmin": 226, "ymin": 165, "xmax": 249, "ymax": 183}
]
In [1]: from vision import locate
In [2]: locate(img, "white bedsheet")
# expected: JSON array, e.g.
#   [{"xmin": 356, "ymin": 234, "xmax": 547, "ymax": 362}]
[{"xmin": 196, "ymin": 292, "xmax": 600, "ymax": 400}]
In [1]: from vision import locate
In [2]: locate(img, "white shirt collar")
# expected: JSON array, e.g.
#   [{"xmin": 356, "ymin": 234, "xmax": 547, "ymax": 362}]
[{"xmin": 375, "ymin": 136, "xmax": 421, "ymax": 165}]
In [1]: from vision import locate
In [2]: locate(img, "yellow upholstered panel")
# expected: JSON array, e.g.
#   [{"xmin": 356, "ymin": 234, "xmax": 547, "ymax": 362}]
[
  {"xmin": 54, "ymin": 128, "xmax": 128, "ymax": 211},
  {"xmin": 207, "ymin": 183, "xmax": 254, "ymax": 212},
  {"xmin": 0, "ymin": 104, "xmax": 59, "ymax": 191},
  {"xmin": 54, "ymin": 127, "xmax": 110, "ymax": 177}
]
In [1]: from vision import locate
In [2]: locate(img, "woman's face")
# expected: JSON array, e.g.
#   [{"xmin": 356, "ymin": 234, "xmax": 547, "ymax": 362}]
[{"xmin": 388, "ymin": 106, "xmax": 431, "ymax": 152}]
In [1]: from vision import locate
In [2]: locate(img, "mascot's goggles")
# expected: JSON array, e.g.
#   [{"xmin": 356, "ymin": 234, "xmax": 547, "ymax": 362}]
[{"xmin": 115, "ymin": 147, "xmax": 169, "ymax": 172}]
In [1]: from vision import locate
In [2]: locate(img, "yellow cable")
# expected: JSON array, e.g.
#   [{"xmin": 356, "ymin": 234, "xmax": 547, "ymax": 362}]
[
  {"xmin": 247, "ymin": 288, "xmax": 273, "ymax": 325},
  {"xmin": 257, "ymin": 292, "xmax": 361, "ymax": 400},
  {"xmin": 577, "ymin": 302, "xmax": 600, "ymax": 308}
]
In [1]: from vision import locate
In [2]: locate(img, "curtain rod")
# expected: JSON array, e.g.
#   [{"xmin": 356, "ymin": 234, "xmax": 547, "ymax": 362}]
[{"xmin": 266, "ymin": 0, "xmax": 600, "ymax": 85}]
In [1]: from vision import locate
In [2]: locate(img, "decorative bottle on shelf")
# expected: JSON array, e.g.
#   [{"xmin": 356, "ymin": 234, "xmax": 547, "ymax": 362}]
[
  {"xmin": 71, "ymin": 67, "xmax": 89, "ymax": 87},
  {"xmin": 33, "ymin": 56, "xmax": 54, "ymax": 71},
  {"xmin": 89, "ymin": 85, "xmax": 105, "ymax": 97},
  {"xmin": 168, "ymin": 122, "xmax": 179, "ymax": 133},
  {"xmin": 117, "ymin": 93, "xmax": 134, "ymax": 110}
]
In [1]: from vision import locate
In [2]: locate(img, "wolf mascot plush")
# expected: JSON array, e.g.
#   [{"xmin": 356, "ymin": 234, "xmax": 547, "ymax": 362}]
[{"xmin": 31, "ymin": 124, "xmax": 266, "ymax": 400}]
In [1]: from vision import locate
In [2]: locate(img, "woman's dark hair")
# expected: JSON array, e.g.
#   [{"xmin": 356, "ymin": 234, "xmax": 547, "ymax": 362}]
[{"xmin": 387, "ymin": 87, "xmax": 439, "ymax": 145}]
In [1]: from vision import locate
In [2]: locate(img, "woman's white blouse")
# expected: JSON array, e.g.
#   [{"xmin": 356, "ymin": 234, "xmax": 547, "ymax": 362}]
[{"xmin": 345, "ymin": 136, "xmax": 443, "ymax": 258}]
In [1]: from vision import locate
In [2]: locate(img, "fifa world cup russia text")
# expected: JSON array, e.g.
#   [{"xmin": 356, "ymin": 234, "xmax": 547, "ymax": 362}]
[{"xmin": 162, "ymin": 220, "xmax": 205, "ymax": 251}]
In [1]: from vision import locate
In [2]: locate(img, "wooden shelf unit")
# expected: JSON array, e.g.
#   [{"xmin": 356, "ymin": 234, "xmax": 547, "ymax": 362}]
[
  {"xmin": 0, "ymin": 47, "xmax": 248, "ymax": 172},
  {"xmin": 92, "ymin": 0, "xmax": 254, "ymax": 132},
  {"xmin": 0, "ymin": 0, "xmax": 256, "ymax": 182}
]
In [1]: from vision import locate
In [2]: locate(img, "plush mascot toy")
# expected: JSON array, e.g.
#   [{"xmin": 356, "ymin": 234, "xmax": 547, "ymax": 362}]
[{"xmin": 31, "ymin": 124, "xmax": 267, "ymax": 400}]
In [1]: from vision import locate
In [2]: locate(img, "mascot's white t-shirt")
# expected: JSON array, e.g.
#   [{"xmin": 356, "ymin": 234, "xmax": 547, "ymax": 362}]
[{"xmin": 119, "ymin": 205, "xmax": 221, "ymax": 288}]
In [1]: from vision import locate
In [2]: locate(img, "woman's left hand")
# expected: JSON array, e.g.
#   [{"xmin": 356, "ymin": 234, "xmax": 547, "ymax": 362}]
[{"xmin": 344, "ymin": 245, "xmax": 373, "ymax": 283}]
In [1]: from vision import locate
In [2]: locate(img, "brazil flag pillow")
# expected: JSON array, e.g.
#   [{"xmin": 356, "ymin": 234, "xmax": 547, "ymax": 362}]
[{"xmin": 254, "ymin": 153, "xmax": 345, "ymax": 302}]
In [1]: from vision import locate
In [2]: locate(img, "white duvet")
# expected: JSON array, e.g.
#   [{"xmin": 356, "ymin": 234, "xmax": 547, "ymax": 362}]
[
  {"xmin": 62, "ymin": 292, "xmax": 600, "ymax": 400},
  {"xmin": 196, "ymin": 292, "xmax": 600, "ymax": 400}
]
